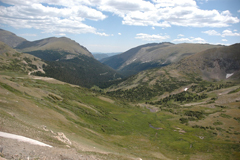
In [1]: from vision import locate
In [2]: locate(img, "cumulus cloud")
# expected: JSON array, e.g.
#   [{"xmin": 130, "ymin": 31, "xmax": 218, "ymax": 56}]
[
  {"xmin": 173, "ymin": 37, "xmax": 206, "ymax": 43},
  {"xmin": 0, "ymin": 0, "xmax": 239, "ymax": 35},
  {"xmin": 135, "ymin": 33, "xmax": 170, "ymax": 41},
  {"xmin": 222, "ymin": 30, "xmax": 240, "ymax": 37},
  {"xmin": 0, "ymin": 0, "xmax": 107, "ymax": 35},
  {"xmin": 118, "ymin": 33, "xmax": 121, "ymax": 35},
  {"xmin": 222, "ymin": 39, "xmax": 228, "ymax": 42},
  {"xmin": 107, "ymin": 0, "xmax": 239, "ymax": 27},
  {"xmin": 202, "ymin": 30, "xmax": 221, "ymax": 36},
  {"xmin": 203, "ymin": 29, "xmax": 240, "ymax": 37}
]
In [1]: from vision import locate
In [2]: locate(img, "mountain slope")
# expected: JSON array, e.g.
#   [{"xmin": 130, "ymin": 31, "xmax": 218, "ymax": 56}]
[
  {"xmin": 106, "ymin": 43, "xmax": 240, "ymax": 102},
  {"xmin": 0, "ymin": 29, "xmax": 123, "ymax": 88},
  {"xmin": 0, "ymin": 41, "xmax": 46, "ymax": 74},
  {"xmin": 16, "ymin": 37, "xmax": 93, "ymax": 58},
  {"xmin": 1, "ymin": 70, "xmax": 240, "ymax": 160},
  {"xmin": 0, "ymin": 29, "xmax": 27, "ymax": 48},
  {"xmin": 177, "ymin": 43, "xmax": 240, "ymax": 80},
  {"xmin": 102, "ymin": 42, "xmax": 222, "ymax": 76},
  {"xmin": 101, "ymin": 43, "xmax": 164, "ymax": 69}
]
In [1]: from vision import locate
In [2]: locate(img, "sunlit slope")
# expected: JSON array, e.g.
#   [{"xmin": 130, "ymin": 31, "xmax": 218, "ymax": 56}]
[
  {"xmin": 1, "ymin": 71, "xmax": 240, "ymax": 159},
  {"xmin": 0, "ymin": 41, "xmax": 46, "ymax": 74},
  {"xmin": 16, "ymin": 37, "xmax": 93, "ymax": 58},
  {"xmin": 177, "ymin": 43, "xmax": 240, "ymax": 80},
  {"xmin": 102, "ymin": 42, "xmax": 222, "ymax": 76}
]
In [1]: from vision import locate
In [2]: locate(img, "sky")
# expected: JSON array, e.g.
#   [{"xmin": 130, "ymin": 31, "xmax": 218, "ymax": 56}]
[{"xmin": 0, "ymin": 0, "xmax": 240, "ymax": 53}]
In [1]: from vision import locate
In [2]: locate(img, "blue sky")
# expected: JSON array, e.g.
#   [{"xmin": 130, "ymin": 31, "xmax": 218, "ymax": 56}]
[{"xmin": 0, "ymin": 0, "xmax": 240, "ymax": 53}]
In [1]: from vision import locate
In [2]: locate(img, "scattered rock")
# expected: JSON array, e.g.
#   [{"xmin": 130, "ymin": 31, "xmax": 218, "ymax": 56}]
[{"xmin": 54, "ymin": 132, "xmax": 72, "ymax": 145}]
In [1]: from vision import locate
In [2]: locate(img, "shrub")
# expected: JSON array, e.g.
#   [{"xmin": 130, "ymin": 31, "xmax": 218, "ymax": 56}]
[{"xmin": 213, "ymin": 121, "xmax": 223, "ymax": 126}]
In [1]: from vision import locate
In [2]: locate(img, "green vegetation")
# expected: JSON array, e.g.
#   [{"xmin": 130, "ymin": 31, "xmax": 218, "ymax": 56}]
[
  {"xmin": 220, "ymin": 114, "xmax": 232, "ymax": 119},
  {"xmin": 213, "ymin": 121, "xmax": 223, "ymax": 126},
  {"xmin": 0, "ymin": 72, "xmax": 240, "ymax": 160},
  {"xmin": 190, "ymin": 82, "xmax": 234, "ymax": 93},
  {"xmin": 152, "ymin": 91, "xmax": 207, "ymax": 105},
  {"xmin": 25, "ymin": 50, "xmax": 124, "ymax": 88},
  {"xmin": 228, "ymin": 87, "xmax": 240, "ymax": 94}
]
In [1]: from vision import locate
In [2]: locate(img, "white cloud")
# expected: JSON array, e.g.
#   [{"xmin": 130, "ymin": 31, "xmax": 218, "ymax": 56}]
[
  {"xmin": 202, "ymin": 30, "xmax": 221, "ymax": 36},
  {"xmin": 119, "ymin": 0, "xmax": 239, "ymax": 27},
  {"xmin": 222, "ymin": 30, "xmax": 240, "ymax": 37},
  {"xmin": 173, "ymin": 37, "xmax": 206, "ymax": 43},
  {"xmin": 135, "ymin": 33, "xmax": 170, "ymax": 41},
  {"xmin": 0, "ymin": 0, "xmax": 107, "ymax": 35},
  {"xmin": 96, "ymin": 32, "xmax": 110, "ymax": 36},
  {"xmin": 222, "ymin": 39, "xmax": 228, "ymax": 42},
  {"xmin": 118, "ymin": 33, "xmax": 121, "ymax": 35},
  {"xmin": 203, "ymin": 29, "xmax": 240, "ymax": 37},
  {"xmin": 0, "ymin": 0, "xmax": 239, "ymax": 35},
  {"xmin": 177, "ymin": 34, "xmax": 184, "ymax": 37},
  {"xmin": 152, "ymin": 27, "xmax": 155, "ymax": 30},
  {"xmin": 238, "ymin": 10, "xmax": 240, "ymax": 13}
]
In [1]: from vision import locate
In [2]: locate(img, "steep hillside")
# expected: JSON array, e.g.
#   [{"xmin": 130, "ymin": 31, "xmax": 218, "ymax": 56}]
[
  {"xmin": 177, "ymin": 43, "xmax": 240, "ymax": 80},
  {"xmin": 0, "ymin": 29, "xmax": 27, "ymax": 48},
  {"xmin": 102, "ymin": 42, "xmax": 222, "ymax": 76},
  {"xmin": 40, "ymin": 54, "xmax": 123, "ymax": 88}
]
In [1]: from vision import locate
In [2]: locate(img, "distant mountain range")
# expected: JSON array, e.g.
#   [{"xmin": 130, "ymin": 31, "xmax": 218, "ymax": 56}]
[
  {"xmin": 1, "ymin": 28, "xmax": 239, "ymax": 90},
  {"xmin": 93, "ymin": 52, "xmax": 120, "ymax": 61},
  {"xmin": 101, "ymin": 42, "xmax": 223, "ymax": 76},
  {"xmin": 0, "ymin": 29, "xmax": 123, "ymax": 88}
]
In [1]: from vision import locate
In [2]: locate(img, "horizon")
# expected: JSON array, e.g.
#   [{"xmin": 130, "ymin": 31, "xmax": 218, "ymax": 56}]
[{"xmin": 0, "ymin": 0, "xmax": 240, "ymax": 53}]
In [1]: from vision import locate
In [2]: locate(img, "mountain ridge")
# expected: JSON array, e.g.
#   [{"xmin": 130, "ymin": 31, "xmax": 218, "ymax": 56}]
[
  {"xmin": 0, "ymin": 29, "xmax": 27, "ymax": 48},
  {"xmin": 102, "ymin": 42, "xmax": 222, "ymax": 76}
]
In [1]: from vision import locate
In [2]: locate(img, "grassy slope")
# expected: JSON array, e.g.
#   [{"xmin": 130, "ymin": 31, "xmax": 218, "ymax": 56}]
[
  {"xmin": 0, "ymin": 71, "xmax": 240, "ymax": 160},
  {"xmin": 16, "ymin": 37, "xmax": 93, "ymax": 58}
]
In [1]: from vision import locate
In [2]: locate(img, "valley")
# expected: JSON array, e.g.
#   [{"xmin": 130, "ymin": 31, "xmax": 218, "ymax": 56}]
[{"xmin": 0, "ymin": 29, "xmax": 240, "ymax": 160}]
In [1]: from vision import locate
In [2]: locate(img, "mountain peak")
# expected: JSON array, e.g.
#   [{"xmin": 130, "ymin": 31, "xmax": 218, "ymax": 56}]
[
  {"xmin": 0, "ymin": 29, "xmax": 27, "ymax": 48},
  {"xmin": 16, "ymin": 36, "xmax": 93, "ymax": 58}
]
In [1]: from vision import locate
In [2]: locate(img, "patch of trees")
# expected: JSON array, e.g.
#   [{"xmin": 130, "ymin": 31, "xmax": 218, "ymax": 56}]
[
  {"xmin": 30, "ymin": 53, "xmax": 123, "ymax": 88},
  {"xmin": 107, "ymin": 81, "xmax": 189, "ymax": 102},
  {"xmin": 151, "ymin": 91, "xmax": 208, "ymax": 105},
  {"xmin": 179, "ymin": 110, "xmax": 205, "ymax": 124},
  {"xmin": 190, "ymin": 82, "xmax": 234, "ymax": 93}
]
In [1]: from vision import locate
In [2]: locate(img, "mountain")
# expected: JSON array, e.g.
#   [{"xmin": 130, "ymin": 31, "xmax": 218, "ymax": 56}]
[
  {"xmin": 102, "ymin": 42, "xmax": 222, "ymax": 76},
  {"xmin": 106, "ymin": 43, "xmax": 240, "ymax": 102},
  {"xmin": 93, "ymin": 52, "xmax": 120, "ymax": 61},
  {"xmin": 0, "ymin": 29, "xmax": 123, "ymax": 88},
  {"xmin": 0, "ymin": 29, "xmax": 27, "ymax": 48},
  {"xmin": 16, "ymin": 37, "xmax": 93, "ymax": 58},
  {"xmin": 177, "ymin": 43, "xmax": 240, "ymax": 80}
]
